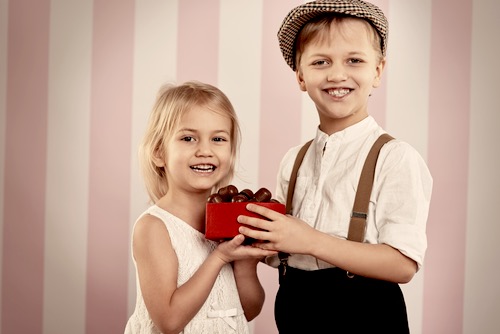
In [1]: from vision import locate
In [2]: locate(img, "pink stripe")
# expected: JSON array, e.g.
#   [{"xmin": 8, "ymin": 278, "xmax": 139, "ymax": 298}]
[
  {"xmin": 1, "ymin": 0, "xmax": 50, "ymax": 332},
  {"xmin": 255, "ymin": 2, "xmax": 302, "ymax": 334},
  {"xmin": 423, "ymin": 1, "xmax": 472, "ymax": 333},
  {"xmin": 177, "ymin": 0, "xmax": 220, "ymax": 85},
  {"xmin": 85, "ymin": 1, "xmax": 134, "ymax": 332},
  {"xmin": 258, "ymin": 0, "xmax": 304, "ymax": 192}
]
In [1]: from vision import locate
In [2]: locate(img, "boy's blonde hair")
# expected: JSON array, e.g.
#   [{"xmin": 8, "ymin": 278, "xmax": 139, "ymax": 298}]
[
  {"xmin": 294, "ymin": 14, "xmax": 384, "ymax": 69},
  {"xmin": 139, "ymin": 81, "xmax": 241, "ymax": 203}
]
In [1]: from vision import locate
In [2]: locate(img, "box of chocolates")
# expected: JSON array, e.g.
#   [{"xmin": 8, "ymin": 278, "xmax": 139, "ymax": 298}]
[{"xmin": 205, "ymin": 185, "xmax": 286, "ymax": 241}]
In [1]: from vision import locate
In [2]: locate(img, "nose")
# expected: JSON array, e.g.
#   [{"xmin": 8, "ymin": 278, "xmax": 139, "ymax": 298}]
[
  {"xmin": 327, "ymin": 63, "xmax": 347, "ymax": 82},
  {"xmin": 195, "ymin": 140, "xmax": 213, "ymax": 157}
]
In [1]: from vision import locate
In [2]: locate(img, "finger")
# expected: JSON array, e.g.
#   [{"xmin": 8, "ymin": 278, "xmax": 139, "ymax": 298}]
[
  {"xmin": 229, "ymin": 234, "xmax": 245, "ymax": 246},
  {"xmin": 248, "ymin": 246, "xmax": 277, "ymax": 256},
  {"xmin": 256, "ymin": 243, "xmax": 277, "ymax": 252},
  {"xmin": 245, "ymin": 203, "xmax": 283, "ymax": 221},
  {"xmin": 237, "ymin": 215, "xmax": 270, "ymax": 230},
  {"xmin": 238, "ymin": 225, "xmax": 270, "ymax": 241}
]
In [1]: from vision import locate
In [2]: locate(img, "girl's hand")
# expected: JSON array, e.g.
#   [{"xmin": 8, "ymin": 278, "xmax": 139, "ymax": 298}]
[{"xmin": 213, "ymin": 234, "xmax": 276, "ymax": 263}]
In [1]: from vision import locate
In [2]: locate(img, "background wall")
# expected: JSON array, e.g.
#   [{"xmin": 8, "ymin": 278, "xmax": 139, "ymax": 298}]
[{"xmin": 1, "ymin": 0, "xmax": 499, "ymax": 333}]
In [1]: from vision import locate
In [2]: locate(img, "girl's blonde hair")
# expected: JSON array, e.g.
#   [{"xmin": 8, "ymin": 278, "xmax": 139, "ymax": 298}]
[{"xmin": 139, "ymin": 81, "xmax": 241, "ymax": 203}]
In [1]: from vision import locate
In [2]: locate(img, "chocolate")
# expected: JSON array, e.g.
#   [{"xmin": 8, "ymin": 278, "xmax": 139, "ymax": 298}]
[
  {"xmin": 218, "ymin": 185, "xmax": 238, "ymax": 201},
  {"xmin": 207, "ymin": 193, "xmax": 224, "ymax": 203},
  {"xmin": 208, "ymin": 185, "xmax": 278, "ymax": 203},
  {"xmin": 239, "ymin": 189, "xmax": 254, "ymax": 200},
  {"xmin": 254, "ymin": 187, "xmax": 272, "ymax": 202},
  {"xmin": 231, "ymin": 194, "xmax": 248, "ymax": 203}
]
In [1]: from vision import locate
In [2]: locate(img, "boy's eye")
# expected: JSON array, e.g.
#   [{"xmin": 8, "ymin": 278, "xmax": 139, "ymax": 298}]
[
  {"xmin": 312, "ymin": 60, "xmax": 329, "ymax": 66},
  {"xmin": 348, "ymin": 58, "xmax": 362, "ymax": 64}
]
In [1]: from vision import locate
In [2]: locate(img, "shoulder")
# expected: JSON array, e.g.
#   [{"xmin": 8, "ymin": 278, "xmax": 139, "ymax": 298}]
[
  {"xmin": 381, "ymin": 139, "xmax": 427, "ymax": 166},
  {"xmin": 133, "ymin": 213, "xmax": 171, "ymax": 248},
  {"xmin": 276, "ymin": 141, "xmax": 312, "ymax": 180},
  {"xmin": 131, "ymin": 212, "xmax": 178, "ymax": 267},
  {"xmin": 281, "ymin": 140, "xmax": 313, "ymax": 167},
  {"xmin": 379, "ymin": 138, "xmax": 433, "ymax": 183}
]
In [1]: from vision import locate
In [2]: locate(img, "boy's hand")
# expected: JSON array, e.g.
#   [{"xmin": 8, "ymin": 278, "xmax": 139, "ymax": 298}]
[{"xmin": 237, "ymin": 203, "xmax": 317, "ymax": 255}]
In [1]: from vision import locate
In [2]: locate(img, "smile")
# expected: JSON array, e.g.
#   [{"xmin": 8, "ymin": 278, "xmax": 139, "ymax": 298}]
[
  {"xmin": 191, "ymin": 164, "xmax": 216, "ymax": 173},
  {"xmin": 327, "ymin": 88, "xmax": 350, "ymax": 97}
]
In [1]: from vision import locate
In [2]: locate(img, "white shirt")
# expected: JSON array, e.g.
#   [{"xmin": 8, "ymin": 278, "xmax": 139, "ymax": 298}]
[{"xmin": 265, "ymin": 116, "xmax": 433, "ymax": 271}]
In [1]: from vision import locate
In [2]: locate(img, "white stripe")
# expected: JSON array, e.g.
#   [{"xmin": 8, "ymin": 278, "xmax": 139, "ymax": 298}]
[
  {"xmin": 386, "ymin": 2, "xmax": 432, "ymax": 334},
  {"xmin": 129, "ymin": 0, "xmax": 180, "ymax": 316},
  {"xmin": 464, "ymin": 0, "xmax": 500, "ymax": 332},
  {"xmin": 219, "ymin": 0, "xmax": 264, "ymax": 192},
  {"xmin": 44, "ymin": 0, "xmax": 93, "ymax": 333},
  {"xmin": 386, "ymin": 0, "xmax": 432, "ymax": 160}
]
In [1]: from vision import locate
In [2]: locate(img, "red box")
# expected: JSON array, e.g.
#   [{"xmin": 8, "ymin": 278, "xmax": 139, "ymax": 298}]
[{"xmin": 205, "ymin": 202, "xmax": 286, "ymax": 241}]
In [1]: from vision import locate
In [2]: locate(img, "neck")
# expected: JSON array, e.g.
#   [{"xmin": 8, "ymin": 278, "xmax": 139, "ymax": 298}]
[{"xmin": 156, "ymin": 191, "xmax": 208, "ymax": 232}]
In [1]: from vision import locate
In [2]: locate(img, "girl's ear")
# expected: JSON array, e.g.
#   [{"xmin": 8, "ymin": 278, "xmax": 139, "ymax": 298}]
[
  {"xmin": 152, "ymin": 147, "xmax": 165, "ymax": 167},
  {"xmin": 296, "ymin": 70, "xmax": 307, "ymax": 92}
]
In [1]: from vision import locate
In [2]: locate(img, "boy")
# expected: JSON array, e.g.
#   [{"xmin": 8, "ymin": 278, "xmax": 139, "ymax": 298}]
[{"xmin": 238, "ymin": 1, "xmax": 433, "ymax": 333}]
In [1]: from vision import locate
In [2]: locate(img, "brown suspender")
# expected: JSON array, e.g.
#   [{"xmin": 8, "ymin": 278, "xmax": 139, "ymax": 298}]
[
  {"xmin": 279, "ymin": 133, "xmax": 394, "ymax": 274},
  {"xmin": 347, "ymin": 133, "xmax": 394, "ymax": 242}
]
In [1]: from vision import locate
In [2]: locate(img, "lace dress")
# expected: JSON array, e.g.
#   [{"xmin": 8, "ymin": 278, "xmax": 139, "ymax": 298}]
[{"xmin": 125, "ymin": 205, "xmax": 250, "ymax": 334}]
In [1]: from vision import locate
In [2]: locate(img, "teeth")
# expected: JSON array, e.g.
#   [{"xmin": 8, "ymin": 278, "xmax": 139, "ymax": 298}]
[
  {"xmin": 328, "ymin": 88, "xmax": 350, "ymax": 97},
  {"xmin": 191, "ymin": 164, "xmax": 215, "ymax": 172}
]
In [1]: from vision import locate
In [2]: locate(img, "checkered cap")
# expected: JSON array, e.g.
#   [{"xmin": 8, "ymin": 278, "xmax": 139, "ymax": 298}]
[{"xmin": 278, "ymin": 0, "xmax": 388, "ymax": 71}]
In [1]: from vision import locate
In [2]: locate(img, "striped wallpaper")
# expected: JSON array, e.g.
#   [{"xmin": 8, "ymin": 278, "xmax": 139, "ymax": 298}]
[{"xmin": 1, "ymin": 0, "xmax": 499, "ymax": 333}]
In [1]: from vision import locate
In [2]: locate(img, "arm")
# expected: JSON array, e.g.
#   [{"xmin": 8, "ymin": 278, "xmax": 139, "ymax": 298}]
[
  {"xmin": 134, "ymin": 215, "xmax": 275, "ymax": 334},
  {"xmin": 239, "ymin": 140, "xmax": 432, "ymax": 283},
  {"xmin": 238, "ymin": 206, "xmax": 416, "ymax": 283},
  {"xmin": 232, "ymin": 258, "xmax": 265, "ymax": 321}
]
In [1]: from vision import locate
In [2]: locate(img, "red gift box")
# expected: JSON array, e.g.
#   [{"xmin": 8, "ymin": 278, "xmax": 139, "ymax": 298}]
[{"xmin": 205, "ymin": 202, "xmax": 286, "ymax": 241}]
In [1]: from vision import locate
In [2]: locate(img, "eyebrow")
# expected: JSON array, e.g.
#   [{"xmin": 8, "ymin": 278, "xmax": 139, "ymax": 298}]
[{"xmin": 177, "ymin": 127, "xmax": 230, "ymax": 135}]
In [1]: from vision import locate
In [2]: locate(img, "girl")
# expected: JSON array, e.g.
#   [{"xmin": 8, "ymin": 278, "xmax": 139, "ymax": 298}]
[{"xmin": 125, "ymin": 81, "xmax": 276, "ymax": 333}]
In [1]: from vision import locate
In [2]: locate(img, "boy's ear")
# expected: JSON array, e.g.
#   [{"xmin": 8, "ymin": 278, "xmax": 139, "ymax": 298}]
[
  {"xmin": 152, "ymin": 148, "xmax": 166, "ymax": 167},
  {"xmin": 373, "ymin": 58, "xmax": 386, "ymax": 88},
  {"xmin": 296, "ymin": 70, "xmax": 307, "ymax": 91}
]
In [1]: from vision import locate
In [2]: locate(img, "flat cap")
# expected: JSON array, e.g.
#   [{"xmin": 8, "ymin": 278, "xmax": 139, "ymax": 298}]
[{"xmin": 278, "ymin": 0, "xmax": 388, "ymax": 71}]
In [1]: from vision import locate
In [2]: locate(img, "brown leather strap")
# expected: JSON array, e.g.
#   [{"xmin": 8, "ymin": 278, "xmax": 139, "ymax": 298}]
[
  {"xmin": 285, "ymin": 139, "xmax": 313, "ymax": 215},
  {"xmin": 279, "ymin": 139, "xmax": 313, "ymax": 264},
  {"xmin": 347, "ymin": 133, "xmax": 394, "ymax": 242}
]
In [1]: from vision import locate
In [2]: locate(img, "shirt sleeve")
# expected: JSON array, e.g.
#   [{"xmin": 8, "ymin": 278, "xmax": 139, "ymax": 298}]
[{"xmin": 373, "ymin": 140, "xmax": 433, "ymax": 270}]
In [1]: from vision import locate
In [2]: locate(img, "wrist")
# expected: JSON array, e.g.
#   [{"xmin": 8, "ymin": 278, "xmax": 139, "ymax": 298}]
[{"xmin": 211, "ymin": 248, "xmax": 231, "ymax": 265}]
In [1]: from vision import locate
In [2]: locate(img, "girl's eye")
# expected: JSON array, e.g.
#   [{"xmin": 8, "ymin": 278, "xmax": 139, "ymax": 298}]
[
  {"xmin": 213, "ymin": 137, "xmax": 227, "ymax": 143},
  {"xmin": 181, "ymin": 136, "xmax": 195, "ymax": 142}
]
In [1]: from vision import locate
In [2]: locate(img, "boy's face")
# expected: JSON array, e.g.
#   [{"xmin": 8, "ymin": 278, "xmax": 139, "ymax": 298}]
[{"xmin": 295, "ymin": 17, "xmax": 385, "ymax": 135}]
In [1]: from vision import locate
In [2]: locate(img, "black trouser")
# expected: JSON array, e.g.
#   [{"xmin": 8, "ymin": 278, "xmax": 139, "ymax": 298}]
[{"xmin": 275, "ymin": 266, "xmax": 409, "ymax": 334}]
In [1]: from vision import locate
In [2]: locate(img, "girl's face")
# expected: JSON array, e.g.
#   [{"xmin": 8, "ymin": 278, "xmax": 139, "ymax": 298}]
[
  {"xmin": 296, "ymin": 18, "xmax": 385, "ymax": 135},
  {"xmin": 161, "ymin": 105, "xmax": 233, "ymax": 197}
]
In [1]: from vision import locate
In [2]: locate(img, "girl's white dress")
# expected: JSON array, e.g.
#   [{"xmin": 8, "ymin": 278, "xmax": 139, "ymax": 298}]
[{"xmin": 125, "ymin": 205, "xmax": 250, "ymax": 334}]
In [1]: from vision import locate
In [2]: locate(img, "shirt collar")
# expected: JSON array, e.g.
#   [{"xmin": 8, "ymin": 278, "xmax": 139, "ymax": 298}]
[{"xmin": 314, "ymin": 116, "xmax": 377, "ymax": 151}]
